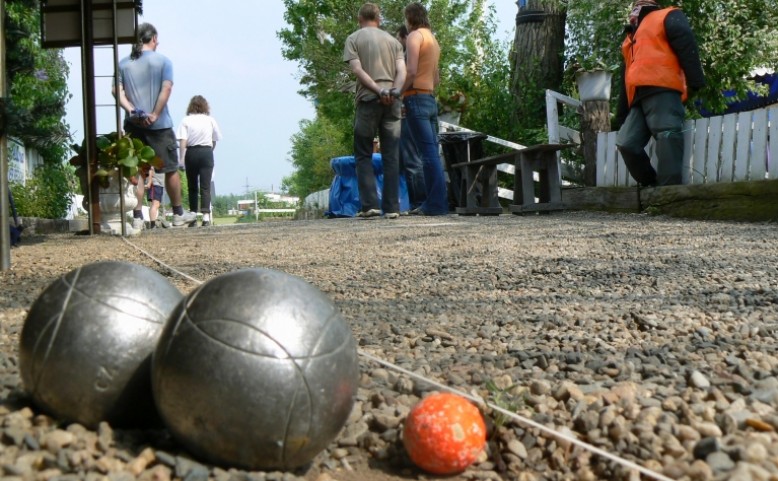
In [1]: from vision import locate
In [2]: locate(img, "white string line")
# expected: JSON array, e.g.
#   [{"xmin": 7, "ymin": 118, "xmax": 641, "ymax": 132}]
[
  {"xmin": 359, "ymin": 351, "xmax": 673, "ymax": 481},
  {"xmin": 120, "ymin": 236, "xmax": 673, "ymax": 481},
  {"xmin": 120, "ymin": 237, "xmax": 204, "ymax": 286}
]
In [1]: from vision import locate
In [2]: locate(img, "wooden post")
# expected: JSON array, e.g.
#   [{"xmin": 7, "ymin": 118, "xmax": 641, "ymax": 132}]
[
  {"xmin": 579, "ymin": 100, "xmax": 610, "ymax": 186},
  {"xmin": 0, "ymin": 1, "xmax": 10, "ymax": 270}
]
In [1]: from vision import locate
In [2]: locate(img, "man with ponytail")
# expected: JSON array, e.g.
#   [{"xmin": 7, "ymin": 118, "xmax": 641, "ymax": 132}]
[{"xmin": 114, "ymin": 23, "xmax": 197, "ymax": 228}]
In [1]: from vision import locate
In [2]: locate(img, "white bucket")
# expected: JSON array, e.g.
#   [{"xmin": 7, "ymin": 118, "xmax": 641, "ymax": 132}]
[{"xmin": 576, "ymin": 70, "xmax": 613, "ymax": 102}]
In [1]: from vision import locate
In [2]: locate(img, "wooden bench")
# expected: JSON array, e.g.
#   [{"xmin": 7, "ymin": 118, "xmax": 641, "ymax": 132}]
[
  {"xmin": 510, "ymin": 143, "xmax": 574, "ymax": 215},
  {"xmin": 450, "ymin": 143, "xmax": 574, "ymax": 215},
  {"xmin": 450, "ymin": 150, "xmax": 518, "ymax": 215}
]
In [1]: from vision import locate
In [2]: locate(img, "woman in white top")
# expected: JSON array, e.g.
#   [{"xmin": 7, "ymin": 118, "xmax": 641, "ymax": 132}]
[{"xmin": 176, "ymin": 95, "xmax": 222, "ymax": 226}]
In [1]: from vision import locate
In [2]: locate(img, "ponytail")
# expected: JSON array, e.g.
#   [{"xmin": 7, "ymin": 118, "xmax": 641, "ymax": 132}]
[
  {"xmin": 130, "ymin": 23, "xmax": 158, "ymax": 60},
  {"xmin": 130, "ymin": 41, "xmax": 143, "ymax": 60}
]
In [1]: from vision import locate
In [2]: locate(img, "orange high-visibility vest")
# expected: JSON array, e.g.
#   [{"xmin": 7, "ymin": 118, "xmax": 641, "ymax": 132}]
[{"xmin": 622, "ymin": 7, "xmax": 687, "ymax": 106}]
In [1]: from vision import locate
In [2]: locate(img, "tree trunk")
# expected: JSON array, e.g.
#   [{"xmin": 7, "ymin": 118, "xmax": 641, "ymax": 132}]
[
  {"xmin": 579, "ymin": 100, "xmax": 610, "ymax": 186},
  {"xmin": 510, "ymin": 1, "xmax": 567, "ymax": 127}
]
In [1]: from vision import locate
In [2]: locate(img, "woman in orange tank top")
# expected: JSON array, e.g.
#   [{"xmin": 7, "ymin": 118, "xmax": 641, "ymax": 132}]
[{"xmin": 400, "ymin": 2, "xmax": 448, "ymax": 215}]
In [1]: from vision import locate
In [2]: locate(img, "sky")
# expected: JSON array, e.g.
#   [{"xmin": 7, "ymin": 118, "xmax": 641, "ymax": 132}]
[{"xmin": 63, "ymin": 1, "xmax": 519, "ymax": 197}]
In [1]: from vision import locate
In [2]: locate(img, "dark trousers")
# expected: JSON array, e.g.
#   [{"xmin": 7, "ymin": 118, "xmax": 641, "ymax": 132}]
[
  {"xmin": 353, "ymin": 99, "xmax": 401, "ymax": 214},
  {"xmin": 616, "ymin": 91, "xmax": 686, "ymax": 186},
  {"xmin": 184, "ymin": 145, "xmax": 214, "ymax": 213}
]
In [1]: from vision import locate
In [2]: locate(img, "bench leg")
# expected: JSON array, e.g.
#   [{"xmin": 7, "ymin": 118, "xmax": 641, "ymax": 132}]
[
  {"xmin": 520, "ymin": 158, "xmax": 535, "ymax": 207},
  {"xmin": 547, "ymin": 156, "xmax": 562, "ymax": 204},
  {"xmin": 464, "ymin": 165, "xmax": 480, "ymax": 208}
]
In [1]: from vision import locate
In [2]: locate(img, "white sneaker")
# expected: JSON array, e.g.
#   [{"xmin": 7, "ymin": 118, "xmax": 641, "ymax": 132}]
[
  {"xmin": 132, "ymin": 218, "xmax": 145, "ymax": 231},
  {"xmin": 172, "ymin": 211, "xmax": 197, "ymax": 227},
  {"xmin": 356, "ymin": 209, "xmax": 381, "ymax": 218}
]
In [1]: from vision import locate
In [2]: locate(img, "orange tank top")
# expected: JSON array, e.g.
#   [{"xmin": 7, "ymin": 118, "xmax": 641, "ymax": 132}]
[{"xmin": 413, "ymin": 28, "xmax": 440, "ymax": 91}]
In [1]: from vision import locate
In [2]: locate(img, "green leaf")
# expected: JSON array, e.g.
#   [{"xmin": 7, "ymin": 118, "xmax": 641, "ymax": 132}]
[
  {"xmin": 118, "ymin": 137, "xmax": 133, "ymax": 150},
  {"xmin": 119, "ymin": 155, "xmax": 139, "ymax": 168},
  {"xmin": 139, "ymin": 146, "xmax": 156, "ymax": 161},
  {"xmin": 96, "ymin": 136, "xmax": 112, "ymax": 150},
  {"xmin": 117, "ymin": 146, "xmax": 132, "ymax": 161},
  {"xmin": 123, "ymin": 165, "xmax": 139, "ymax": 178}
]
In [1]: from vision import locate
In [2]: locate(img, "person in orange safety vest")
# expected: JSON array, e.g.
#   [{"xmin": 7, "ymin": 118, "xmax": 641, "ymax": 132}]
[{"xmin": 615, "ymin": 0, "xmax": 705, "ymax": 187}]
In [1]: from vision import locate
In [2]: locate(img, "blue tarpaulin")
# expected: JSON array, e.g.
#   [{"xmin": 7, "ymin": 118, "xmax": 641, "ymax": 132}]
[
  {"xmin": 325, "ymin": 154, "xmax": 410, "ymax": 218},
  {"xmin": 701, "ymin": 73, "xmax": 778, "ymax": 117}
]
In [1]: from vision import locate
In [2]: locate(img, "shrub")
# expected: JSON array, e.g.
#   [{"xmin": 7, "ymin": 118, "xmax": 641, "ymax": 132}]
[{"xmin": 10, "ymin": 163, "xmax": 77, "ymax": 219}]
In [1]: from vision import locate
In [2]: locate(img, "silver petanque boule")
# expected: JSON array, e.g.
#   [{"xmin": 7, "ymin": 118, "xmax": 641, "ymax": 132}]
[
  {"xmin": 18, "ymin": 260, "xmax": 183, "ymax": 429},
  {"xmin": 152, "ymin": 268, "xmax": 359, "ymax": 471}
]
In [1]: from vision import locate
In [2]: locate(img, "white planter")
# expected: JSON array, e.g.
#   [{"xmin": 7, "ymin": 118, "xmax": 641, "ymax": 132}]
[
  {"xmin": 576, "ymin": 70, "xmax": 613, "ymax": 102},
  {"xmin": 438, "ymin": 111, "xmax": 462, "ymax": 126},
  {"xmin": 82, "ymin": 174, "xmax": 140, "ymax": 236}
]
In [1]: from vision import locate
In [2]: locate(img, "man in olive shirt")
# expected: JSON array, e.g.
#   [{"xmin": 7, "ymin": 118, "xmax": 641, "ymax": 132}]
[{"xmin": 343, "ymin": 3, "xmax": 406, "ymax": 218}]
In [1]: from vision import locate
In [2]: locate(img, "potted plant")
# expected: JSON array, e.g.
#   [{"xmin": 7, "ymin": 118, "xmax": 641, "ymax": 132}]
[
  {"xmin": 69, "ymin": 133, "xmax": 160, "ymax": 235},
  {"xmin": 573, "ymin": 58, "xmax": 617, "ymax": 102}
]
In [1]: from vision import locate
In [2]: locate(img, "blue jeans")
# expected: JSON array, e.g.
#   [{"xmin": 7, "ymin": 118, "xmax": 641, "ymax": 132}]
[
  {"xmin": 616, "ymin": 91, "xmax": 686, "ymax": 186},
  {"xmin": 403, "ymin": 94, "xmax": 448, "ymax": 215},
  {"xmin": 400, "ymin": 117, "xmax": 426, "ymax": 210},
  {"xmin": 353, "ymin": 99, "xmax": 401, "ymax": 214}
]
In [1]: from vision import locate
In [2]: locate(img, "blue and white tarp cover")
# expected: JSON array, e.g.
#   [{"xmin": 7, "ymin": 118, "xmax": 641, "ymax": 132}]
[{"xmin": 325, "ymin": 154, "xmax": 410, "ymax": 218}]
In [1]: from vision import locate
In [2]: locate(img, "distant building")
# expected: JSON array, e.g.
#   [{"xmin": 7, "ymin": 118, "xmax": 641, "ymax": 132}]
[
  {"xmin": 265, "ymin": 193, "xmax": 299, "ymax": 204},
  {"xmin": 234, "ymin": 193, "xmax": 299, "ymax": 216}
]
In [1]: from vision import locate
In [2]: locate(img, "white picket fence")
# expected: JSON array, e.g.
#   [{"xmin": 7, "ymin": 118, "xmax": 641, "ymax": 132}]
[
  {"xmin": 597, "ymin": 105, "xmax": 778, "ymax": 187},
  {"xmin": 545, "ymin": 89, "xmax": 778, "ymax": 187}
]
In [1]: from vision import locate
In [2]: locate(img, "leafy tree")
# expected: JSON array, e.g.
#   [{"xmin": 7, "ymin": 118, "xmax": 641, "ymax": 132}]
[
  {"xmin": 280, "ymin": 0, "xmax": 508, "ymax": 121},
  {"xmin": 5, "ymin": 0, "xmax": 71, "ymax": 163},
  {"xmin": 282, "ymin": 116, "xmax": 347, "ymax": 198},
  {"xmin": 212, "ymin": 193, "xmax": 244, "ymax": 216},
  {"xmin": 439, "ymin": 1, "xmax": 523, "ymax": 148}
]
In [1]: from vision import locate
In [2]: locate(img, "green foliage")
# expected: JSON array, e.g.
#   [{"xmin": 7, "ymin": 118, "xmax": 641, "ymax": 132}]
[
  {"xmin": 690, "ymin": 0, "xmax": 778, "ymax": 113},
  {"xmin": 564, "ymin": 1, "xmax": 624, "ymax": 76},
  {"xmin": 212, "ymin": 193, "xmax": 244, "ymax": 216},
  {"xmin": 282, "ymin": 116, "xmax": 350, "ymax": 198},
  {"xmin": 5, "ymin": 0, "xmax": 72, "ymax": 163},
  {"xmin": 280, "ymin": 0, "xmax": 506, "ymax": 123},
  {"xmin": 10, "ymin": 163, "xmax": 77, "ymax": 219},
  {"xmin": 440, "ymin": 2, "xmax": 521, "ymax": 145},
  {"xmin": 484, "ymin": 378, "xmax": 526, "ymax": 429}
]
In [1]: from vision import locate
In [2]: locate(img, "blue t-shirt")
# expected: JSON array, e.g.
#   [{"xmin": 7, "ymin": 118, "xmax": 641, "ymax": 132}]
[{"xmin": 118, "ymin": 51, "xmax": 174, "ymax": 129}]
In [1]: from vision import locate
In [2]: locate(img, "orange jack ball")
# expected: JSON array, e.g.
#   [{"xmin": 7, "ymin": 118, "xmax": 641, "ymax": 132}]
[{"xmin": 403, "ymin": 392, "xmax": 487, "ymax": 475}]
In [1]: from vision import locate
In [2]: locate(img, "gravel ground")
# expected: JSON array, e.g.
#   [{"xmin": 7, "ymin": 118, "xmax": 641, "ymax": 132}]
[{"xmin": 1, "ymin": 211, "xmax": 778, "ymax": 481}]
